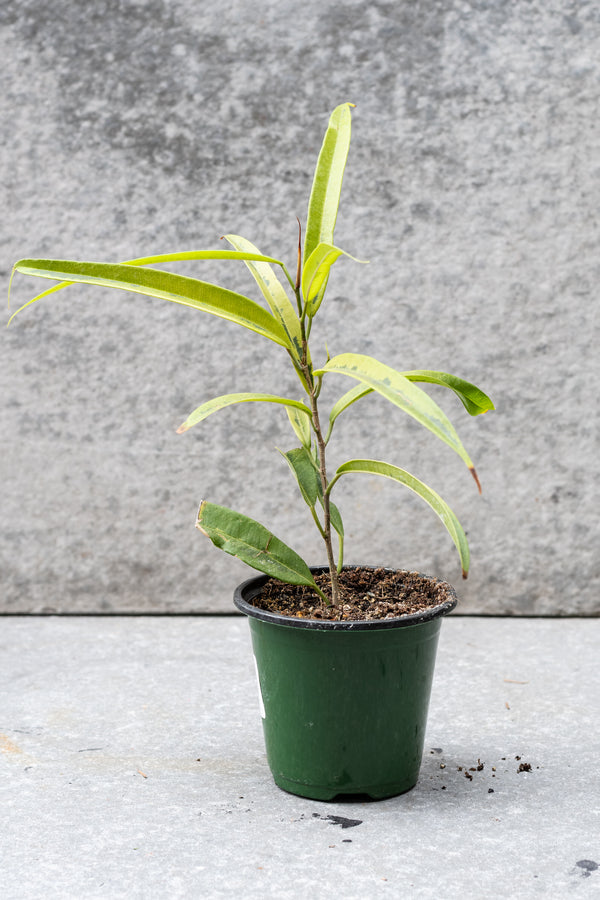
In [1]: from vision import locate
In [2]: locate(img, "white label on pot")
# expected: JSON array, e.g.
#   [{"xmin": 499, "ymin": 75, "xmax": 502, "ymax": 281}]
[{"xmin": 253, "ymin": 655, "xmax": 266, "ymax": 719}]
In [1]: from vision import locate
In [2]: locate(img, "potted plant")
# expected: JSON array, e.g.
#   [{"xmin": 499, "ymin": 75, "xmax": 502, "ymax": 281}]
[{"xmin": 9, "ymin": 103, "xmax": 493, "ymax": 801}]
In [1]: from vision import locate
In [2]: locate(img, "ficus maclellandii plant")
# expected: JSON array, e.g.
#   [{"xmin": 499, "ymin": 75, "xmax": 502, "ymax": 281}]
[{"xmin": 9, "ymin": 103, "xmax": 493, "ymax": 607}]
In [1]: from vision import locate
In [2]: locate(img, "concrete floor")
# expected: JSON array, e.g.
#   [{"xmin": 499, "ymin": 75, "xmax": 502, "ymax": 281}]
[{"xmin": 1, "ymin": 615, "xmax": 599, "ymax": 899}]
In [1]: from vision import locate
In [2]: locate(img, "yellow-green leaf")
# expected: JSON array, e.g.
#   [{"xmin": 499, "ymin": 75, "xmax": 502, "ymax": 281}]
[
  {"xmin": 286, "ymin": 404, "xmax": 312, "ymax": 448},
  {"xmin": 326, "ymin": 383, "xmax": 372, "ymax": 440},
  {"xmin": 302, "ymin": 241, "xmax": 367, "ymax": 317},
  {"xmin": 10, "ymin": 259, "xmax": 289, "ymax": 348},
  {"xmin": 8, "ymin": 249, "xmax": 292, "ymax": 324},
  {"xmin": 223, "ymin": 234, "xmax": 304, "ymax": 362},
  {"xmin": 177, "ymin": 393, "xmax": 312, "ymax": 434},
  {"xmin": 403, "ymin": 371, "xmax": 494, "ymax": 416},
  {"xmin": 304, "ymin": 103, "xmax": 354, "ymax": 263},
  {"xmin": 329, "ymin": 458, "xmax": 470, "ymax": 577},
  {"xmin": 315, "ymin": 353, "xmax": 481, "ymax": 490}
]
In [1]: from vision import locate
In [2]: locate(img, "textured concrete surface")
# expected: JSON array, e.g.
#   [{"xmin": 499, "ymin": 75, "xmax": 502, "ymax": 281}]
[
  {"xmin": 1, "ymin": 615, "xmax": 599, "ymax": 899},
  {"xmin": 2, "ymin": 1, "xmax": 599, "ymax": 612}
]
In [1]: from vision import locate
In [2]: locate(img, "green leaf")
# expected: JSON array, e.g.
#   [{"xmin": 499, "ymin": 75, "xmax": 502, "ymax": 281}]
[
  {"xmin": 124, "ymin": 249, "xmax": 289, "ymax": 268},
  {"xmin": 304, "ymin": 103, "xmax": 354, "ymax": 264},
  {"xmin": 301, "ymin": 242, "xmax": 367, "ymax": 317},
  {"xmin": 326, "ymin": 373, "xmax": 494, "ymax": 438},
  {"xmin": 279, "ymin": 446, "xmax": 344, "ymax": 539},
  {"xmin": 223, "ymin": 234, "xmax": 304, "ymax": 362},
  {"xmin": 8, "ymin": 249, "xmax": 292, "ymax": 325},
  {"xmin": 329, "ymin": 459, "xmax": 470, "ymax": 577},
  {"xmin": 327, "ymin": 383, "xmax": 373, "ymax": 439},
  {"xmin": 327, "ymin": 499, "xmax": 344, "ymax": 538},
  {"xmin": 7, "ymin": 277, "xmax": 69, "ymax": 323},
  {"xmin": 286, "ymin": 405, "xmax": 312, "ymax": 448},
  {"xmin": 302, "ymin": 243, "xmax": 343, "ymax": 310},
  {"xmin": 279, "ymin": 447, "xmax": 320, "ymax": 507},
  {"xmin": 402, "ymin": 371, "xmax": 494, "ymax": 416},
  {"xmin": 177, "ymin": 393, "xmax": 312, "ymax": 434},
  {"xmin": 10, "ymin": 259, "xmax": 289, "ymax": 348},
  {"xmin": 315, "ymin": 353, "xmax": 481, "ymax": 490},
  {"xmin": 196, "ymin": 500, "xmax": 321, "ymax": 589}
]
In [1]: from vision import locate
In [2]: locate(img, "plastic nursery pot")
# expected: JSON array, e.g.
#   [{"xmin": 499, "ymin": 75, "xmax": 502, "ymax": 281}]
[{"xmin": 234, "ymin": 566, "xmax": 457, "ymax": 802}]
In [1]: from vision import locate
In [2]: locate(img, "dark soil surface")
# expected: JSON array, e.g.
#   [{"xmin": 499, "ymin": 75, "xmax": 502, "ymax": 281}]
[{"xmin": 248, "ymin": 567, "xmax": 456, "ymax": 622}]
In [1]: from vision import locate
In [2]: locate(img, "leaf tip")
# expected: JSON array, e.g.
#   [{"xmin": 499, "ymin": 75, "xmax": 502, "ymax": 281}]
[
  {"xmin": 462, "ymin": 568, "xmax": 468, "ymax": 580},
  {"xmin": 176, "ymin": 422, "xmax": 188, "ymax": 434},
  {"xmin": 470, "ymin": 466, "xmax": 482, "ymax": 494},
  {"xmin": 196, "ymin": 501, "xmax": 209, "ymax": 536}
]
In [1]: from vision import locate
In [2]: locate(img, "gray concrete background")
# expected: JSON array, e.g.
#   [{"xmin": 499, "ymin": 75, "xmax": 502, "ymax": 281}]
[{"xmin": 2, "ymin": 0, "xmax": 599, "ymax": 613}]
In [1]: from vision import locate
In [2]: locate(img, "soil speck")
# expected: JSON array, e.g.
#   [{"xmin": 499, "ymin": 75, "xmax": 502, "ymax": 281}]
[{"xmin": 575, "ymin": 860, "xmax": 598, "ymax": 878}]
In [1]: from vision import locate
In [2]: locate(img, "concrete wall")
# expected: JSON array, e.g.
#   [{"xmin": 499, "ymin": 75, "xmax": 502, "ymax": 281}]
[{"xmin": 2, "ymin": 0, "xmax": 598, "ymax": 614}]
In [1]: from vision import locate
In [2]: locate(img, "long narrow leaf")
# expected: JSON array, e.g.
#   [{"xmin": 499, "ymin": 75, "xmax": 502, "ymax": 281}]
[
  {"xmin": 11, "ymin": 259, "xmax": 289, "ymax": 348},
  {"xmin": 177, "ymin": 393, "xmax": 312, "ymax": 434},
  {"xmin": 403, "ymin": 371, "xmax": 494, "ymax": 416},
  {"xmin": 124, "ymin": 249, "xmax": 289, "ymax": 267},
  {"xmin": 8, "ymin": 249, "xmax": 291, "ymax": 324},
  {"xmin": 315, "ymin": 353, "xmax": 481, "ymax": 491},
  {"xmin": 7, "ymin": 276, "xmax": 69, "ymax": 322},
  {"xmin": 304, "ymin": 103, "xmax": 354, "ymax": 264},
  {"xmin": 197, "ymin": 500, "xmax": 321, "ymax": 589},
  {"xmin": 223, "ymin": 234, "xmax": 304, "ymax": 362},
  {"xmin": 329, "ymin": 459, "xmax": 470, "ymax": 577},
  {"xmin": 326, "ymin": 372, "xmax": 494, "ymax": 437}
]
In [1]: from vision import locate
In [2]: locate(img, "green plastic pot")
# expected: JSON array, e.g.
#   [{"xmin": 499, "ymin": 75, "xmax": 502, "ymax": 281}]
[{"xmin": 234, "ymin": 566, "xmax": 457, "ymax": 801}]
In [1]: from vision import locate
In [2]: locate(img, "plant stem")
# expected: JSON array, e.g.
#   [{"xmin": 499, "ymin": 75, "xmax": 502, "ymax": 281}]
[
  {"xmin": 295, "ymin": 277, "xmax": 341, "ymax": 607},
  {"xmin": 305, "ymin": 364, "xmax": 340, "ymax": 607}
]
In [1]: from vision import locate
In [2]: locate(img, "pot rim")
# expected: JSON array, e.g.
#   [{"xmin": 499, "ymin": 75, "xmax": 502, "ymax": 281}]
[{"xmin": 233, "ymin": 565, "xmax": 458, "ymax": 631}]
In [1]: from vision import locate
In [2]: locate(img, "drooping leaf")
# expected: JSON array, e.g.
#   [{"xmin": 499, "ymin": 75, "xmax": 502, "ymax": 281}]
[
  {"xmin": 279, "ymin": 447, "xmax": 321, "ymax": 507},
  {"xmin": 177, "ymin": 393, "xmax": 312, "ymax": 434},
  {"xmin": 304, "ymin": 103, "xmax": 354, "ymax": 265},
  {"xmin": 10, "ymin": 259, "xmax": 290, "ymax": 348},
  {"xmin": 326, "ymin": 372, "xmax": 494, "ymax": 438},
  {"xmin": 279, "ymin": 446, "xmax": 344, "ymax": 540},
  {"xmin": 327, "ymin": 499, "xmax": 344, "ymax": 538},
  {"xmin": 223, "ymin": 234, "xmax": 304, "ymax": 363},
  {"xmin": 315, "ymin": 353, "xmax": 481, "ymax": 491},
  {"xmin": 301, "ymin": 241, "xmax": 367, "ymax": 317},
  {"xmin": 329, "ymin": 459, "xmax": 470, "ymax": 577},
  {"xmin": 402, "ymin": 371, "xmax": 494, "ymax": 416},
  {"xmin": 196, "ymin": 500, "xmax": 321, "ymax": 589}
]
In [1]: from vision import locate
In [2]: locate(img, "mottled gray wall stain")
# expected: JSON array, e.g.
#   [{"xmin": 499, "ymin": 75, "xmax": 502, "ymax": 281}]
[{"xmin": 2, "ymin": 0, "xmax": 599, "ymax": 613}]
